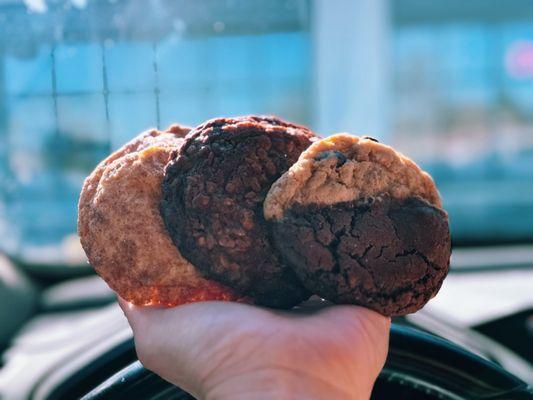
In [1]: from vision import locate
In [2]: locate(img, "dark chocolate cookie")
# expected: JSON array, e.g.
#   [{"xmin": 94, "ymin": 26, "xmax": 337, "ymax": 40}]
[
  {"xmin": 160, "ymin": 116, "xmax": 317, "ymax": 308},
  {"xmin": 265, "ymin": 134, "xmax": 451, "ymax": 316},
  {"xmin": 270, "ymin": 196, "xmax": 450, "ymax": 316}
]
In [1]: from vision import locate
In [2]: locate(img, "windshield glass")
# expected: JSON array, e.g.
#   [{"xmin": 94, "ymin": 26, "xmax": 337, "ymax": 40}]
[{"xmin": 1, "ymin": 0, "xmax": 532, "ymax": 265}]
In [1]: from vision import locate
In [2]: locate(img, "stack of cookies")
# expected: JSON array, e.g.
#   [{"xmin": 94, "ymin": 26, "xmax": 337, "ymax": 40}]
[{"xmin": 78, "ymin": 116, "xmax": 451, "ymax": 316}]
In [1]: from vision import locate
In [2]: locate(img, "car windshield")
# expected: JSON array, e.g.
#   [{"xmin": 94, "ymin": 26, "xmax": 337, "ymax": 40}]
[{"xmin": 1, "ymin": 0, "xmax": 533, "ymax": 265}]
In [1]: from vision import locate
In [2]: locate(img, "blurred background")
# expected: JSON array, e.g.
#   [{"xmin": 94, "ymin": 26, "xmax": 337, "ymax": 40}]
[
  {"xmin": 0, "ymin": 0, "xmax": 532, "ymax": 398},
  {"xmin": 2, "ymin": 0, "xmax": 533, "ymax": 262}
]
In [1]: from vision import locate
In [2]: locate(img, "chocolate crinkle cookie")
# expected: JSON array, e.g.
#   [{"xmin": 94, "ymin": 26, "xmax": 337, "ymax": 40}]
[
  {"xmin": 264, "ymin": 134, "xmax": 451, "ymax": 316},
  {"xmin": 160, "ymin": 116, "xmax": 318, "ymax": 308}
]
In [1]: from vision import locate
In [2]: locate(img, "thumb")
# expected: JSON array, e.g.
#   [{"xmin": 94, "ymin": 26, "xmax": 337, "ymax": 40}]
[
  {"xmin": 117, "ymin": 296, "xmax": 168, "ymax": 336},
  {"xmin": 356, "ymin": 308, "xmax": 391, "ymax": 376},
  {"xmin": 337, "ymin": 306, "xmax": 391, "ymax": 397},
  {"xmin": 315, "ymin": 305, "xmax": 390, "ymax": 383}
]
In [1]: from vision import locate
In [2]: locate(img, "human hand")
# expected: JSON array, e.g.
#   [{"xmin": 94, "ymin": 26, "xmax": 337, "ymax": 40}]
[{"xmin": 119, "ymin": 298, "xmax": 390, "ymax": 400}]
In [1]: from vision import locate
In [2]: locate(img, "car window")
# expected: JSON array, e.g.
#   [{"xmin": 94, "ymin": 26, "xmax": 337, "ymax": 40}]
[{"xmin": 1, "ymin": 0, "xmax": 532, "ymax": 265}]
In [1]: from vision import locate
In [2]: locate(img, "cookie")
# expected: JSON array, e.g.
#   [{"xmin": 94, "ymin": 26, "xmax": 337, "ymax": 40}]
[
  {"xmin": 160, "ymin": 116, "xmax": 317, "ymax": 308},
  {"xmin": 264, "ymin": 134, "xmax": 451, "ymax": 316},
  {"xmin": 78, "ymin": 125, "xmax": 243, "ymax": 306}
]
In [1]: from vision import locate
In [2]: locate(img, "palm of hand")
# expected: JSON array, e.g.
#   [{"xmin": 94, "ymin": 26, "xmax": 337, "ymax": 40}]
[{"xmin": 120, "ymin": 299, "xmax": 390, "ymax": 400}]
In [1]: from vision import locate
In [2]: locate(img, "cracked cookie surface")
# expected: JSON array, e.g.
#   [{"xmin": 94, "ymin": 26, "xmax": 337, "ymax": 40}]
[
  {"xmin": 160, "ymin": 116, "xmax": 317, "ymax": 308},
  {"xmin": 78, "ymin": 125, "xmax": 243, "ymax": 306},
  {"xmin": 271, "ymin": 196, "xmax": 450, "ymax": 316},
  {"xmin": 265, "ymin": 134, "xmax": 451, "ymax": 316}
]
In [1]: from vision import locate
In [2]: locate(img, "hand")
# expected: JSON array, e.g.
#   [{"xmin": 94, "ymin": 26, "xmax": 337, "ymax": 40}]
[{"xmin": 119, "ymin": 298, "xmax": 390, "ymax": 400}]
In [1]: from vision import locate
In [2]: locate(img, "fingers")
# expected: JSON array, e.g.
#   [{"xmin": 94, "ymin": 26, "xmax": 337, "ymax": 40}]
[
  {"xmin": 317, "ymin": 304, "xmax": 391, "ymax": 329},
  {"xmin": 115, "ymin": 300, "xmax": 263, "ymax": 397},
  {"xmin": 351, "ymin": 305, "xmax": 392, "ymax": 332},
  {"xmin": 117, "ymin": 296, "xmax": 140, "ymax": 327},
  {"xmin": 116, "ymin": 297, "xmax": 188, "ymax": 383},
  {"xmin": 347, "ymin": 306, "xmax": 391, "ymax": 383},
  {"xmin": 116, "ymin": 296, "xmax": 166, "ymax": 336},
  {"xmin": 313, "ymin": 304, "xmax": 390, "ymax": 369},
  {"xmin": 331, "ymin": 305, "xmax": 391, "ymax": 351},
  {"xmin": 117, "ymin": 296, "xmax": 130, "ymax": 314}
]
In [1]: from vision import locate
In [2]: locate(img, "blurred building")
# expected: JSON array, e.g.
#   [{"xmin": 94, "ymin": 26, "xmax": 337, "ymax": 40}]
[{"xmin": 1, "ymin": 0, "xmax": 533, "ymax": 262}]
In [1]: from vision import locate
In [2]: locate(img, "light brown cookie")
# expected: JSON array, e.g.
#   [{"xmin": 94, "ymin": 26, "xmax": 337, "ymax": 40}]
[
  {"xmin": 78, "ymin": 125, "xmax": 244, "ymax": 306},
  {"xmin": 264, "ymin": 134, "xmax": 441, "ymax": 220},
  {"xmin": 264, "ymin": 134, "xmax": 451, "ymax": 316}
]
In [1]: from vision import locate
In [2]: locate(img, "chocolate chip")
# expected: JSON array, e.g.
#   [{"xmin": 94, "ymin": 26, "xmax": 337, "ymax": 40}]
[{"xmin": 314, "ymin": 150, "xmax": 348, "ymax": 167}]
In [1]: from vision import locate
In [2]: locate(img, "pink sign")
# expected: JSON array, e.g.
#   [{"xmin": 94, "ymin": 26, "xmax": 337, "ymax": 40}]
[{"xmin": 506, "ymin": 41, "xmax": 533, "ymax": 78}]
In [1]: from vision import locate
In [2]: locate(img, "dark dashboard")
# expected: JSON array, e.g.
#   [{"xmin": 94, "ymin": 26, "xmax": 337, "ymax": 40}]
[{"xmin": 0, "ymin": 265, "xmax": 531, "ymax": 400}]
